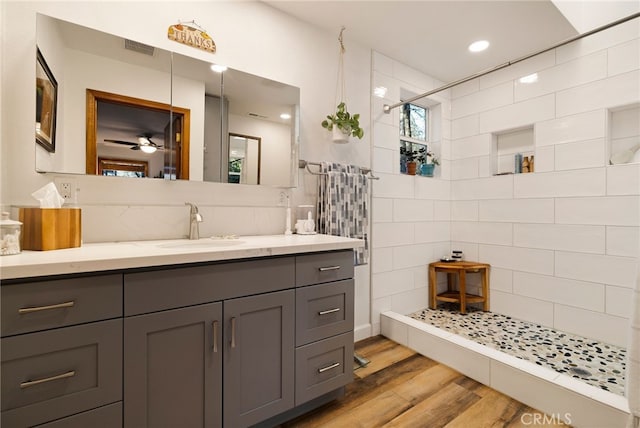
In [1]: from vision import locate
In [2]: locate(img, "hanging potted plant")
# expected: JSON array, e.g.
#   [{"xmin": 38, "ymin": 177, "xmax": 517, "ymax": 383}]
[
  {"xmin": 321, "ymin": 27, "xmax": 364, "ymax": 144},
  {"xmin": 321, "ymin": 102, "xmax": 364, "ymax": 143}
]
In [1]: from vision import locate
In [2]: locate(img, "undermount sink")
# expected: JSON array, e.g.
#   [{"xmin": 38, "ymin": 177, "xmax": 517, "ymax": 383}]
[{"xmin": 158, "ymin": 239, "xmax": 245, "ymax": 249}]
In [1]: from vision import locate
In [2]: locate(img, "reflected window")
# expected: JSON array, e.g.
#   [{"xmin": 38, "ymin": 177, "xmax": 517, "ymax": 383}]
[{"xmin": 98, "ymin": 158, "xmax": 149, "ymax": 177}]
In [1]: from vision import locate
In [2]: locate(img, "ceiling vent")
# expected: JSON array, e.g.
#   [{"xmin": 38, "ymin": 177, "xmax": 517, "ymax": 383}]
[
  {"xmin": 248, "ymin": 112, "xmax": 268, "ymax": 119},
  {"xmin": 124, "ymin": 39, "xmax": 155, "ymax": 56}
]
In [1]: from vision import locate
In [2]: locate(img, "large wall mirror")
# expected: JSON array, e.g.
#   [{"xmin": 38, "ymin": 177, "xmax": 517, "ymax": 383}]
[{"xmin": 35, "ymin": 13, "xmax": 300, "ymax": 187}]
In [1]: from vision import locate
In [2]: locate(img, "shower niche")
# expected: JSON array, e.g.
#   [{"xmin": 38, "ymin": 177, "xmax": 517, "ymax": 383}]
[
  {"xmin": 491, "ymin": 126, "xmax": 534, "ymax": 175},
  {"xmin": 609, "ymin": 103, "xmax": 640, "ymax": 165}
]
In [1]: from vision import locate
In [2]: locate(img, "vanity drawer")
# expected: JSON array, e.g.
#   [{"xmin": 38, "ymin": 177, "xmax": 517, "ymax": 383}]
[
  {"xmin": 295, "ymin": 332, "xmax": 354, "ymax": 405},
  {"xmin": 295, "ymin": 250, "xmax": 354, "ymax": 286},
  {"xmin": 34, "ymin": 402, "xmax": 122, "ymax": 428},
  {"xmin": 1, "ymin": 274, "xmax": 122, "ymax": 337},
  {"xmin": 125, "ymin": 257, "xmax": 295, "ymax": 316},
  {"xmin": 1, "ymin": 319, "xmax": 122, "ymax": 428},
  {"xmin": 296, "ymin": 280, "xmax": 354, "ymax": 346}
]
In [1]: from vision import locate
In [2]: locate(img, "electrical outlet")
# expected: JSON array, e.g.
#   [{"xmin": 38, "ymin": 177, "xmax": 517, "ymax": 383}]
[
  {"xmin": 54, "ymin": 177, "xmax": 77, "ymax": 205},
  {"xmin": 60, "ymin": 183, "xmax": 72, "ymax": 200},
  {"xmin": 279, "ymin": 192, "xmax": 287, "ymax": 206}
]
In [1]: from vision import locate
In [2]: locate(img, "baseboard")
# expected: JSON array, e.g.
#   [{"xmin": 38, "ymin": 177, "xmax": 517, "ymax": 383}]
[{"xmin": 354, "ymin": 323, "xmax": 372, "ymax": 342}]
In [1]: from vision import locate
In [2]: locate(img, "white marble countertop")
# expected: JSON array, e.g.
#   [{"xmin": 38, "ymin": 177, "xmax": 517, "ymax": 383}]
[{"xmin": 0, "ymin": 234, "xmax": 364, "ymax": 280}]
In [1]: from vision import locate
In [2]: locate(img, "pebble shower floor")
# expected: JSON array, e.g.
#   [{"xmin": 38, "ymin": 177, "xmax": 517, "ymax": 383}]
[{"xmin": 409, "ymin": 304, "xmax": 626, "ymax": 396}]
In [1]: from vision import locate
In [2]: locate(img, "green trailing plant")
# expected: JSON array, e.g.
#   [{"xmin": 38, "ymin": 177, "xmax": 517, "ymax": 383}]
[
  {"xmin": 321, "ymin": 102, "xmax": 364, "ymax": 139},
  {"xmin": 416, "ymin": 148, "xmax": 440, "ymax": 165}
]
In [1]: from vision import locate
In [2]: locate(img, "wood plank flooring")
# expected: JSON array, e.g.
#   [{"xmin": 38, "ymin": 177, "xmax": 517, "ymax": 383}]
[{"xmin": 282, "ymin": 336, "xmax": 569, "ymax": 428}]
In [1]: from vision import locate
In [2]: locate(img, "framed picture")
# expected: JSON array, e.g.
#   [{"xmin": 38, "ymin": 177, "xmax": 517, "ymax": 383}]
[{"xmin": 35, "ymin": 48, "xmax": 57, "ymax": 152}]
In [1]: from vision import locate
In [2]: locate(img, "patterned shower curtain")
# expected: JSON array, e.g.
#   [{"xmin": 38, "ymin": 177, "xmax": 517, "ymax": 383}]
[{"xmin": 316, "ymin": 162, "xmax": 369, "ymax": 266}]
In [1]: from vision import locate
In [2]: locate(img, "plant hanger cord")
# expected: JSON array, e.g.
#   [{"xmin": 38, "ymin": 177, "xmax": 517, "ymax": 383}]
[{"xmin": 335, "ymin": 26, "xmax": 346, "ymax": 106}]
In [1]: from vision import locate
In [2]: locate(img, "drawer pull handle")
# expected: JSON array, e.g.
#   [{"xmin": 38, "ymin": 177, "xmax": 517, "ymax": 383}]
[
  {"xmin": 20, "ymin": 370, "xmax": 76, "ymax": 388},
  {"xmin": 318, "ymin": 362, "xmax": 340, "ymax": 373},
  {"xmin": 231, "ymin": 317, "xmax": 237, "ymax": 349},
  {"xmin": 18, "ymin": 301, "xmax": 75, "ymax": 314},
  {"xmin": 318, "ymin": 266, "xmax": 341, "ymax": 272},
  {"xmin": 212, "ymin": 320, "xmax": 219, "ymax": 353},
  {"xmin": 318, "ymin": 308, "xmax": 341, "ymax": 315}
]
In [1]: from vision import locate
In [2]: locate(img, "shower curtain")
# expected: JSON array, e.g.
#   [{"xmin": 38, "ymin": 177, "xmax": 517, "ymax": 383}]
[{"xmin": 316, "ymin": 162, "xmax": 369, "ymax": 266}]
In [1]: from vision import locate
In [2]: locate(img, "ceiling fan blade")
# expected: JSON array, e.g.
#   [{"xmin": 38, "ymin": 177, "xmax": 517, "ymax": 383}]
[{"xmin": 104, "ymin": 139, "xmax": 139, "ymax": 146}]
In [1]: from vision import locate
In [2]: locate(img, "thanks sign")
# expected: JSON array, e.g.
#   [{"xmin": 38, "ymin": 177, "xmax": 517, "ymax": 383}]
[{"xmin": 167, "ymin": 23, "xmax": 216, "ymax": 53}]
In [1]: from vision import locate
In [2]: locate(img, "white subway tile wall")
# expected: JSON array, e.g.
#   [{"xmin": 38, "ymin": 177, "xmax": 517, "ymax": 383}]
[
  {"xmin": 371, "ymin": 51, "xmax": 451, "ymax": 334},
  {"xmin": 372, "ymin": 12, "xmax": 639, "ymax": 346}
]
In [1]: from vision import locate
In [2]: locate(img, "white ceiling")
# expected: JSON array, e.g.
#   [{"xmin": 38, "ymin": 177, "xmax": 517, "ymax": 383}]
[{"xmin": 263, "ymin": 0, "xmax": 638, "ymax": 83}]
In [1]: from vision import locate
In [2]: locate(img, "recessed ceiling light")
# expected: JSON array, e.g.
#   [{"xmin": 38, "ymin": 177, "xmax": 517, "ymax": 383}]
[
  {"xmin": 468, "ymin": 40, "xmax": 490, "ymax": 53},
  {"xmin": 210, "ymin": 64, "xmax": 227, "ymax": 73},
  {"xmin": 280, "ymin": 113, "xmax": 291, "ymax": 120}
]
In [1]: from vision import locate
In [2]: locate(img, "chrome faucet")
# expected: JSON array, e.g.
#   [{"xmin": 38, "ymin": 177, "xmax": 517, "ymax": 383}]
[{"xmin": 185, "ymin": 202, "xmax": 203, "ymax": 240}]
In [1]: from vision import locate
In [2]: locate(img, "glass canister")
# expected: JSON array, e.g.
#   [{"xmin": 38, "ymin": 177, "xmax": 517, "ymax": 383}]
[{"xmin": 1, "ymin": 212, "xmax": 22, "ymax": 255}]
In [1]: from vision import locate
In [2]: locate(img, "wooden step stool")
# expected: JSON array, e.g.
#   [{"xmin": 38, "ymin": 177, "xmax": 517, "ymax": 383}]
[{"xmin": 428, "ymin": 261, "xmax": 490, "ymax": 314}]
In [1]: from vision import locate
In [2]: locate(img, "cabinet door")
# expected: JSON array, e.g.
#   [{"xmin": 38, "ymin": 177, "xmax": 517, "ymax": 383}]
[
  {"xmin": 124, "ymin": 302, "xmax": 222, "ymax": 428},
  {"xmin": 224, "ymin": 290, "xmax": 295, "ymax": 428},
  {"xmin": 1, "ymin": 320, "xmax": 122, "ymax": 428}
]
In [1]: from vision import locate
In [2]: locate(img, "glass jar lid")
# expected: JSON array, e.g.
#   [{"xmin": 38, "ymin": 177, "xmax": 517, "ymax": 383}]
[{"xmin": 0, "ymin": 212, "xmax": 21, "ymax": 226}]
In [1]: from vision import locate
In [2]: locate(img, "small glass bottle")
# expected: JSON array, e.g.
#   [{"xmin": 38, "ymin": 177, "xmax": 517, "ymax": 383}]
[
  {"xmin": 0, "ymin": 212, "xmax": 22, "ymax": 255},
  {"xmin": 515, "ymin": 153, "xmax": 523, "ymax": 174}
]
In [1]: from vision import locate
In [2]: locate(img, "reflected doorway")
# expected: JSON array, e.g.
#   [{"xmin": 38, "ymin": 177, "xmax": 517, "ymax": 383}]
[
  {"xmin": 228, "ymin": 133, "xmax": 261, "ymax": 184},
  {"xmin": 86, "ymin": 89, "xmax": 191, "ymax": 179}
]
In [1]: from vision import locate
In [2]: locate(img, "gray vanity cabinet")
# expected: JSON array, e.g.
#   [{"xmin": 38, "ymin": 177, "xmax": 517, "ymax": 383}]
[
  {"xmin": 1, "ymin": 249, "xmax": 357, "ymax": 428},
  {"xmin": 223, "ymin": 290, "xmax": 295, "ymax": 427},
  {"xmin": 293, "ymin": 251, "xmax": 355, "ymax": 406},
  {"xmin": 124, "ymin": 302, "xmax": 222, "ymax": 428},
  {"xmin": 122, "ymin": 257, "xmax": 297, "ymax": 428},
  {"xmin": 0, "ymin": 275, "xmax": 123, "ymax": 428}
]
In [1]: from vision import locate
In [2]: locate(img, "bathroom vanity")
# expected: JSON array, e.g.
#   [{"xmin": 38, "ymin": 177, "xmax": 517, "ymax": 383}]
[{"xmin": 0, "ymin": 235, "xmax": 362, "ymax": 428}]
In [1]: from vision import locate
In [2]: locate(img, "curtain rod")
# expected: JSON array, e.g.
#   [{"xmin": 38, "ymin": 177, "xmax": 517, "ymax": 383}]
[
  {"xmin": 298, "ymin": 159, "xmax": 380, "ymax": 180},
  {"xmin": 383, "ymin": 12, "xmax": 640, "ymax": 113}
]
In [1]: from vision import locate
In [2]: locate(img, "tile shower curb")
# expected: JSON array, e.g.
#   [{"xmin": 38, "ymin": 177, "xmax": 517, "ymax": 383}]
[{"xmin": 381, "ymin": 311, "xmax": 630, "ymax": 428}]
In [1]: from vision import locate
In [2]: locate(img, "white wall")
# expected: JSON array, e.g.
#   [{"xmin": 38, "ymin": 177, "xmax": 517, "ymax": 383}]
[
  {"xmin": 229, "ymin": 114, "xmax": 291, "ymax": 186},
  {"xmin": 448, "ymin": 18, "xmax": 639, "ymax": 347},
  {"xmin": 0, "ymin": 1, "xmax": 372, "ymax": 337},
  {"xmin": 370, "ymin": 51, "xmax": 452, "ymax": 335}
]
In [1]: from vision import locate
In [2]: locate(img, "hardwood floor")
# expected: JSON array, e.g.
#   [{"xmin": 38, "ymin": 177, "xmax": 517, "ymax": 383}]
[{"xmin": 282, "ymin": 336, "xmax": 569, "ymax": 428}]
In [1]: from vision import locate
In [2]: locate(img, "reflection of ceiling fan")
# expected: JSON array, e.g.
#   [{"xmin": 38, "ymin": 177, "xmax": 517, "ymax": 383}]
[{"xmin": 104, "ymin": 135, "xmax": 163, "ymax": 154}]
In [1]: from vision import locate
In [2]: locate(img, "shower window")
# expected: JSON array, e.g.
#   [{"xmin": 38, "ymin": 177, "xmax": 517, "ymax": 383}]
[
  {"xmin": 400, "ymin": 103, "xmax": 428, "ymax": 141},
  {"xmin": 400, "ymin": 103, "xmax": 429, "ymax": 174}
]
